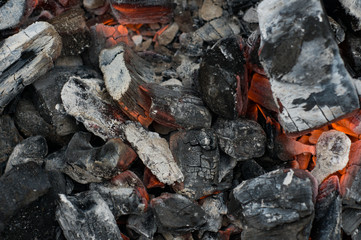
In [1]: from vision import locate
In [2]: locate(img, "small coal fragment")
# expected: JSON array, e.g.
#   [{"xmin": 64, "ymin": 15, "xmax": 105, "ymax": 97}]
[
  {"xmin": 48, "ymin": 8, "xmax": 90, "ymax": 55},
  {"xmin": 61, "ymin": 76, "xmax": 127, "ymax": 140},
  {"xmin": 140, "ymin": 83, "xmax": 212, "ymax": 129},
  {"xmin": 127, "ymin": 208, "xmax": 157, "ymax": 239},
  {"xmin": 90, "ymin": 171, "xmax": 148, "ymax": 218},
  {"xmin": 240, "ymin": 159, "xmax": 265, "ymax": 180},
  {"xmin": 218, "ymin": 152, "xmax": 237, "ymax": 182},
  {"xmin": 228, "ymin": 169, "xmax": 315, "ymax": 239},
  {"xmin": 0, "ymin": 115, "xmax": 22, "ymax": 163},
  {"xmin": 170, "ymin": 129, "xmax": 229, "ymax": 200},
  {"xmin": 258, "ymin": 0, "xmax": 359, "ymax": 134},
  {"xmin": 338, "ymin": 0, "xmax": 361, "ymax": 31},
  {"xmin": 151, "ymin": 193, "xmax": 207, "ymax": 234},
  {"xmin": 62, "ymin": 132, "xmax": 131, "ymax": 184},
  {"xmin": 195, "ymin": 17, "xmax": 241, "ymax": 42},
  {"xmin": 328, "ymin": 16, "xmax": 345, "ymax": 44},
  {"xmin": 198, "ymin": 36, "xmax": 247, "ymax": 119},
  {"xmin": 213, "ymin": 118, "xmax": 266, "ymax": 160},
  {"xmin": 157, "ymin": 22, "xmax": 179, "ymax": 46},
  {"xmin": 0, "ymin": 162, "xmax": 51, "ymax": 231},
  {"xmin": 311, "ymin": 176, "xmax": 342, "ymax": 240},
  {"xmin": 56, "ymin": 191, "xmax": 123, "ymax": 240},
  {"xmin": 5, "ymin": 135, "xmax": 48, "ymax": 173},
  {"xmin": 199, "ymin": 193, "xmax": 228, "ymax": 233},
  {"xmin": 0, "ymin": 22, "xmax": 62, "ymax": 113}
]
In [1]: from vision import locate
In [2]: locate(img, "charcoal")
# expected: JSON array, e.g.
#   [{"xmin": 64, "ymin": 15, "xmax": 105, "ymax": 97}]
[
  {"xmin": 328, "ymin": 16, "xmax": 345, "ymax": 44},
  {"xmin": 151, "ymin": 193, "xmax": 207, "ymax": 234},
  {"xmin": 199, "ymin": 193, "xmax": 228, "ymax": 233},
  {"xmin": 162, "ymin": 232, "xmax": 194, "ymax": 240},
  {"xmin": 352, "ymin": 225, "xmax": 361, "ymax": 240},
  {"xmin": 198, "ymin": 36, "xmax": 247, "ymax": 119},
  {"xmin": 99, "ymin": 43, "xmax": 155, "ymax": 127},
  {"xmin": 123, "ymin": 121, "xmax": 184, "ymax": 185},
  {"xmin": 342, "ymin": 208, "xmax": 361, "ymax": 235},
  {"xmin": 248, "ymin": 73, "xmax": 278, "ymax": 112},
  {"xmin": 275, "ymin": 133, "xmax": 315, "ymax": 161},
  {"xmin": 199, "ymin": 0, "xmax": 223, "ymax": 21},
  {"xmin": 244, "ymin": 29, "xmax": 265, "ymax": 75},
  {"xmin": 157, "ymin": 22, "xmax": 179, "ymax": 46},
  {"xmin": 56, "ymin": 191, "xmax": 123, "ymax": 240},
  {"xmin": 228, "ymin": 169, "xmax": 316, "ymax": 239},
  {"xmin": 311, "ymin": 130, "xmax": 351, "ymax": 184},
  {"xmin": 311, "ymin": 176, "xmax": 342, "ymax": 240},
  {"xmin": 218, "ymin": 153, "xmax": 237, "ymax": 182},
  {"xmin": 0, "ymin": 115, "xmax": 22, "ymax": 163},
  {"xmin": 62, "ymin": 132, "xmax": 132, "ymax": 184},
  {"xmin": 338, "ymin": 0, "xmax": 361, "ymax": 31},
  {"xmin": 258, "ymin": 0, "xmax": 359, "ymax": 134},
  {"xmin": 176, "ymin": 56, "xmax": 200, "ymax": 87},
  {"xmin": 48, "ymin": 8, "xmax": 90, "ymax": 56},
  {"xmin": 0, "ymin": 0, "xmax": 35, "ymax": 30},
  {"xmin": 0, "ymin": 22, "xmax": 62, "ymax": 113},
  {"xmin": 140, "ymin": 83, "xmax": 212, "ymax": 129},
  {"xmin": 33, "ymin": 66, "xmax": 99, "ymax": 137},
  {"xmin": 170, "ymin": 129, "xmax": 229, "ymax": 200},
  {"xmin": 0, "ymin": 162, "xmax": 51, "ymax": 231},
  {"xmin": 90, "ymin": 171, "xmax": 148, "ymax": 218},
  {"xmin": 240, "ymin": 159, "xmax": 265, "ymax": 180},
  {"xmin": 179, "ymin": 32, "xmax": 204, "ymax": 57},
  {"xmin": 61, "ymin": 76, "xmax": 127, "ymax": 140},
  {"xmin": 5, "ymin": 135, "xmax": 48, "ymax": 173},
  {"xmin": 195, "ymin": 17, "xmax": 241, "ymax": 42},
  {"xmin": 342, "ymin": 33, "xmax": 361, "ymax": 78},
  {"xmin": 127, "ymin": 208, "xmax": 157, "ymax": 239},
  {"xmin": 213, "ymin": 118, "xmax": 266, "ymax": 160}
]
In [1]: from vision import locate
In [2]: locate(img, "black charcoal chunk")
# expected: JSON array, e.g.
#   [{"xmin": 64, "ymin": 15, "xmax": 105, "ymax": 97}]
[
  {"xmin": 342, "ymin": 208, "xmax": 361, "ymax": 235},
  {"xmin": 328, "ymin": 17, "xmax": 345, "ymax": 44},
  {"xmin": 0, "ymin": 115, "xmax": 22, "ymax": 163},
  {"xmin": 56, "ymin": 191, "xmax": 123, "ymax": 240},
  {"xmin": 127, "ymin": 208, "xmax": 157, "ymax": 239},
  {"xmin": 151, "ymin": 193, "xmax": 207, "ymax": 234},
  {"xmin": 5, "ymin": 135, "xmax": 48, "ymax": 173},
  {"xmin": 198, "ymin": 36, "xmax": 247, "ymax": 119},
  {"xmin": 45, "ymin": 148, "xmax": 67, "ymax": 172},
  {"xmin": 240, "ymin": 159, "xmax": 265, "ymax": 180},
  {"xmin": 258, "ymin": 0, "xmax": 359, "ymax": 134},
  {"xmin": 311, "ymin": 176, "xmax": 342, "ymax": 240},
  {"xmin": 228, "ymin": 169, "xmax": 315, "ymax": 239},
  {"xmin": 218, "ymin": 153, "xmax": 237, "ymax": 182},
  {"xmin": 0, "ymin": 162, "xmax": 51, "ymax": 231},
  {"xmin": 213, "ymin": 118, "xmax": 266, "ymax": 160},
  {"xmin": 339, "ymin": 0, "xmax": 361, "ymax": 31},
  {"xmin": 200, "ymin": 193, "xmax": 228, "ymax": 233},
  {"xmin": 342, "ymin": 33, "xmax": 361, "ymax": 78},
  {"xmin": 62, "ymin": 132, "xmax": 125, "ymax": 184},
  {"xmin": 170, "ymin": 129, "xmax": 229, "ymax": 200}
]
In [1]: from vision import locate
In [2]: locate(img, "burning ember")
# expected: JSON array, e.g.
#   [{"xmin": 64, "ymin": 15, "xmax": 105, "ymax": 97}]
[{"xmin": 2, "ymin": 0, "xmax": 361, "ymax": 239}]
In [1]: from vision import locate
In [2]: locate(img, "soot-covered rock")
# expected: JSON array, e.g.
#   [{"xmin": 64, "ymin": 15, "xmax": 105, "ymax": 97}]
[
  {"xmin": 198, "ymin": 36, "xmax": 247, "ymax": 119},
  {"xmin": 170, "ymin": 129, "xmax": 229, "ymax": 200},
  {"xmin": 151, "ymin": 193, "xmax": 207, "ymax": 234},
  {"xmin": 0, "ymin": 115, "xmax": 22, "ymax": 164},
  {"xmin": 56, "ymin": 191, "xmax": 123, "ymax": 240},
  {"xmin": 258, "ymin": 0, "xmax": 359, "ymax": 134},
  {"xmin": 127, "ymin": 208, "xmax": 157, "ymax": 239},
  {"xmin": 62, "ymin": 132, "xmax": 133, "ymax": 184},
  {"xmin": 213, "ymin": 118, "xmax": 266, "ymax": 160},
  {"xmin": 228, "ymin": 169, "xmax": 316, "ymax": 239},
  {"xmin": 5, "ymin": 135, "xmax": 48, "ymax": 173},
  {"xmin": 0, "ymin": 162, "xmax": 51, "ymax": 231}
]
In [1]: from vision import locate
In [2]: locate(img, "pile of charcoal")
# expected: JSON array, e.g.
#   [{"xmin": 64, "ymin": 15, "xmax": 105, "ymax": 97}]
[{"xmin": 3, "ymin": 0, "xmax": 361, "ymax": 239}]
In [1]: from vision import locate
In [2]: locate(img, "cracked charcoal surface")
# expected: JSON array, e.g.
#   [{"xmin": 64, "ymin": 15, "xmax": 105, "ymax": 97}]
[
  {"xmin": 0, "ymin": 115, "xmax": 22, "ymax": 164},
  {"xmin": 213, "ymin": 118, "xmax": 266, "ymax": 160},
  {"xmin": 258, "ymin": 0, "xmax": 359, "ymax": 133},
  {"xmin": 56, "ymin": 191, "xmax": 123, "ymax": 240},
  {"xmin": 170, "ymin": 129, "xmax": 230, "ymax": 200}
]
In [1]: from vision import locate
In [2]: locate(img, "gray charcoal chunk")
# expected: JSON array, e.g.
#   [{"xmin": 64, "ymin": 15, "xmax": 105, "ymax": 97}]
[
  {"xmin": 127, "ymin": 208, "xmax": 157, "ymax": 239},
  {"xmin": 213, "ymin": 118, "xmax": 266, "ymax": 160},
  {"xmin": 0, "ymin": 0, "xmax": 26, "ymax": 30},
  {"xmin": 200, "ymin": 193, "xmax": 228, "ymax": 233},
  {"xmin": 0, "ymin": 115, "xmax": 22, "ymax": 163},
  {"xmin": 5, "ymin": 135, "xmax": 48, "ymax": 173},
  {"xmin": 151, "ymin": 193, "xmax": 207, "ymax": 234},
  {"xmin": 56, "ymin": 191, "xmax": 123, "ymax": 240},
  {"xmin": 0, "ymin": 162, "xmax": 51, "ymax": 231}
]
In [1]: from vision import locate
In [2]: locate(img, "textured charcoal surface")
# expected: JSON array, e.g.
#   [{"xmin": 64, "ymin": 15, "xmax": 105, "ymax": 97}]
[
  {"xmin": 127, "ymin": 208, "xmax": 157, "ymax": 239},
  {"xmin": 240, "ymin": 159, "xmax": 266, "ymax": 180},
  {"xmin": 0, "ymin": 115, "xmax": 22, "ymax": 164},
  {"xmin": 258, "ymin": 0, "xmax": 359, "ymax": 133},
  {"xmin": 199, "ymin": 193, "xmax": 228, "ymax": 233},
  {"xmin": 0, "ymin": 0, "xmax": 26, "ymax": 30},
  {"xmin": 228, "ymin": 169, "xmax": 315, "ymax": 239},
  {"xmin": 213, "ymin": 118, "xmax": 266, "ymax": 160},
  {"xmin": 56, "ymin": 191, "xmax": 123, "ymax": 240}
]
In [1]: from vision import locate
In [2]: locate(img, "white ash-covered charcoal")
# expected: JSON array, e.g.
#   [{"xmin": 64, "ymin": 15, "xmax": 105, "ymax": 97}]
[
  {"xmin": 127, "ymin": 208, "xmax": 157, "ymax": 239},
  {"xmin": 179, "ymin": 32, "xmax": 204, "ymax": 57},
  {"xmin": 170, "ymin": 129, "xmax": 229, "ymax": 200},
  {"xmin": 311, "ymin": 130, "xmax": 351, "ymax": 184},
  {"xmin": 61, "ymin": 76, "xmax": 127, "ymax": 140},
  {"xmin": 0, "ymin": 0, "xmax": 36, "ymax": 30},
  {"xmin": 122, "ymin": 121, "xmax": 184, "ymax": 185},
  {"xmin": 195, "ymin": 17, "xmax": 241, "ymax": 42},
  {"xmin": 62, "ymin": 132, "xmax": 133, "ymax": 184},
  {"xmin": 339, "ymin": 0, "xmax": 361, "ymax": 31},
  {"xmin": 151, "ymin": 193, "xmax": 207, "ymax": 234},
  {"xmin": 310, "ymin": 176, "xmax": 342, "ymax": 240},
  {"xmin": 0, "ymin": 22, "xmax": 62, "ymax": 113},
  {"xmin": 199, "ymin": 0, "xmax": 223, "ymax": 21},
  {"xmin": 240, "ymin": 159, "xmax": 265, "ymax": 180},
  {"xmin": 257, "ymin": 0, "xmax": 360, "ymax": 134},
  {"xmin": 0, "ymin": 162, "xmax": 51, "ymax": 231},
  {"xmin": 33, "ymin": 67, "xmax": 99, "ymax": 137},
  {"xmin": 99, "ymin": 43, "xmax": 155, "ymax": 127},
  {"xmin": 228, "ymin": 169, "xmax": 316, "ymax": 240},
  {"xmin": 5, "ymin": 135, "xmax": 48, "ymax": 173},
  {"xmin": 140, "ymin": 83, "xmax": 212, "ymax": 129},
  {"xmin": 0, "ymin": 115, "xmax": 22, "ymax": 164},
  {"xmin": 90, "ymin": 170, "xmax": 148, "ymax": 218},
  {"xmin": 213, "ymin": 118, "xmax": 266, "ymax": 160},
  {"xmin": 48, "ymin": 8, "xmax": 91, "ymax": 56},
  {"xmin": 199, "ymin": 193, "xmax": 228, "ymax": 234},
  {"xmin": 198, "ymin": 36, "xmax": 248, "ymax": 119},
  {"xmin": 56, "ymin": 191, "xmax": 123, "ymax": 240}
]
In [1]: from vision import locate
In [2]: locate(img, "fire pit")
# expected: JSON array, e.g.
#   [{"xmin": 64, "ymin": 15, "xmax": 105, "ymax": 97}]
[{"xmin": 1, "ymin": 0, "xmax": 361, "ymax": 239}]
